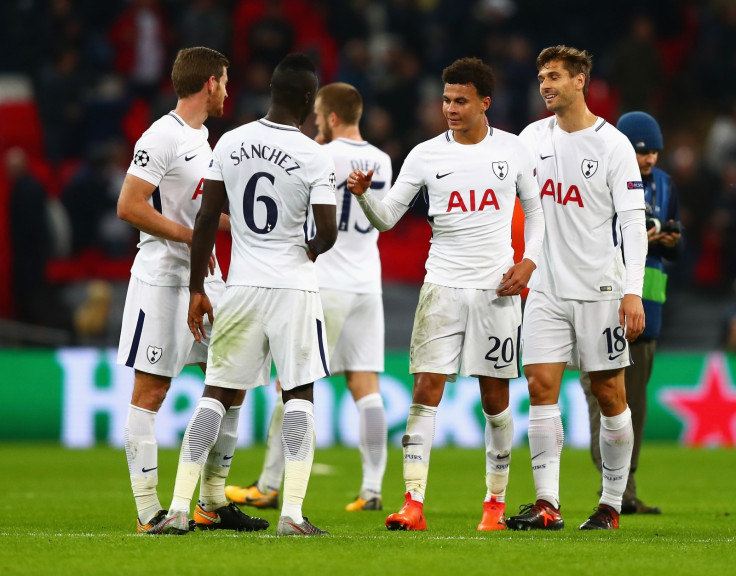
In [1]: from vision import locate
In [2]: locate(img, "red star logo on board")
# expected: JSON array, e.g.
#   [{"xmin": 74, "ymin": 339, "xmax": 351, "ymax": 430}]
[{"xmin": 660, "ymin": 353, "xmax": 736, "ymax": 447}]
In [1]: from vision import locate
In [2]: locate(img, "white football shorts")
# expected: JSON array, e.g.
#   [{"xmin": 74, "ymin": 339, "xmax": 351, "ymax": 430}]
[
  {"xmin": 320, "ymin": 288, "xmax": 384, "ymax": 375},
  {"xmin": 521, "ymin": 289, "xmax": 631, "ymax": 372},
  {"xmin": 117, "ymin": 276, "xmax": 225, "ymax": 378},
  {"xmin": 409, "ymin": 283, "xmax": 522, "ymax": 381},
  {"xmin": 204, "ymin": 286, "xmax": 330, "ymax": 391}
]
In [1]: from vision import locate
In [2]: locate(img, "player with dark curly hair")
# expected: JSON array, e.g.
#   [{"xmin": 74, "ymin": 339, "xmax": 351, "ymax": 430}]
[{"xmin": 348, "ymin": 56, "xmax": 545, "ymax": 531}]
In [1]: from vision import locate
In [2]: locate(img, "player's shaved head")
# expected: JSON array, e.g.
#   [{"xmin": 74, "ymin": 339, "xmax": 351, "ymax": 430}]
[
  {"xmin": 271, "ymin": 53, "xmax": 319, "ymax": 123},
  {"xmin": 442, "ymin": 57, "xmax": 495, "ymax": 99},
  {"xmin": 537, "ymin": 45, "xmax": 593, "ymax": 99}
]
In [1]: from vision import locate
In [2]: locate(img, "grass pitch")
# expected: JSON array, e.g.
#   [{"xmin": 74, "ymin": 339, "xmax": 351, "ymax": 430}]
[{"xmin": 0, "ymin": 443, "xmax": 733, "ymax": 576}]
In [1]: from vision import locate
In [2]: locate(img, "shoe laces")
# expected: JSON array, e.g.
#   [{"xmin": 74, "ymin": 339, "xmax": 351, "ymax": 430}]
[
  {"xmin": 589, "ymin": 505, "xmax": 617, "ymax": 524},
  {"xmin": 516, "ymin": 502, "xmax": 537, "ymax": 515}
]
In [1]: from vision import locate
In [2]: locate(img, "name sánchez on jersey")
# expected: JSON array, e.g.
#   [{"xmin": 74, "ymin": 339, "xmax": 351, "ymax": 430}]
[{"xmin": 230, "ymin": 143, "xmax": 301, "ymax": 175}]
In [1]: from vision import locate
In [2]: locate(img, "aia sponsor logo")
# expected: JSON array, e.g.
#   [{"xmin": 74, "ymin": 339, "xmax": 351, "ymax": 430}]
[
  {"xmin": 540, "ymin": 179, "xmax": 584, "ymax": 207},
  {"xmin": 446, "ymin": 189, "xmax": 500, "ymax": 212},
  {"xmin": 192, "ymin": 177, "xmax": 205, "ymax": 200}
]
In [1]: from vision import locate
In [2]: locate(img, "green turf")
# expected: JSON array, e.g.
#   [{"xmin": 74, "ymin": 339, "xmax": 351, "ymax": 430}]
[{"xmin": 0, "ymin": 444, "xmax": 733, "ymax": 575}]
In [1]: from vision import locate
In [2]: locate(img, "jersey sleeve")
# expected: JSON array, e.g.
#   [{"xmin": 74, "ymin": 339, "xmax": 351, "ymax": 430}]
[
  {"xmin": 127, "ymin": 129, "xmax": 177, "ymax": 187},
  {"xmin": 369, "ymin": 153, "xmax": 393, "ymax": 201},
  {"xmin": 205, "ymin": 138, "xmax": 226, "ymax": 182},
  {"xmin": 609, "ymin": 139, "xmax": 646, "ymax": 213},
  {"xmin": 387, "ymin": 147, "xmax": 426, "ymax": 205},
  {"xmin": 309, "ymin": 154, "xmax": 337, "ymax": 206},
  {"xmin": 515, "ymin": 140, "xmax": 540, "ymax": 201}
]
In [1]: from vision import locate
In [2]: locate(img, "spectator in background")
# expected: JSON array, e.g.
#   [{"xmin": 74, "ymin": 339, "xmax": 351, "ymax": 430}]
[
  {"xmin": 611, "ymin": 13, "xmax": 662, "ymax": 115},
  {"xmin": 581, "ymin": 112, "xmax": 682, "ymax": 515},
  {"xmin": 62, "ymin": 139, "xmax": 135, "ymax": 258},
  {"xmin": 177, "ymin": 0, "xmax": 231, "ymax": 56},
  {"xmin": 704, "ymin": 98, "xmax": 736, "ymax": 177},
  {"xmin": 108, "ymin": 0, "xmax": 172, "ymax": 100},
  {"xmin": 5, "ymin": 147, "xmax": 70, "ymax": 331},
  {"xmin": 34, "ymin": 47, "xmax": 84, "ymax": 163},
  {"xmin": 666, "ymin": 132, "xmax": 719, "ymax": 289},
  {"xmin": 711, "ymin": 161, "xmax": 736, "ymax": 289}
]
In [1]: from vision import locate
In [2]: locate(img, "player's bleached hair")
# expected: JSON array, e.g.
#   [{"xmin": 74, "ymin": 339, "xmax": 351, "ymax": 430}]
[
  {"xmin": 536, "ymin": 45, "xmax": 593, "ymax": 99},
  {"xmin": 441, "ymin": 57, "xmax": 495, "ymax": 98},
  {"xmin": 171, "ymin": 47, "xmax": 229, "ymax": 99},
  {"xmin": 271, "ymin": 53, "xmax": 318, "ymax": 107},
  {"xmin": 316, "ymin": 83, "xmax": 363, "ymax": 125}
]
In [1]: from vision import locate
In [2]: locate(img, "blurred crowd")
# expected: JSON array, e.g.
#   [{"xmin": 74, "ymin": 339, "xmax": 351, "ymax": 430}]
[{"xmin": 1, "ymin": 0, "xmax": 736, "ymax": 346}]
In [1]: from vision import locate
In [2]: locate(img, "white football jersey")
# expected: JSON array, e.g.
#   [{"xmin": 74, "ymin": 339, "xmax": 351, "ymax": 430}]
[
  {"xmin": 519, "ymin": 116, "xmax": 645, "ymax": 300},
  {"xmin": 313, "ymin": 138, "xmax": 392, "ymax": 294},
  {"xmin": 385, "ymin": 127, "xmax": 539, "ymax": 289},
  {"xmin": 127, "ymin": 112, "xmax": 222, "ymax": 287},
  {"xmin": 207, "ymin": 118, "xmax": 336, "ymax": 291}
]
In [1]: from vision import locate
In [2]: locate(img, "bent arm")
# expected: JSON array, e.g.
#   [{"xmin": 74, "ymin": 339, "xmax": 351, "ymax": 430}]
[
  {"xmin": 356, "ymin": 192, "xmax": 410, "ymax": 232},
  {"xmin": 117, "ymin": 173, "xmax": 193, "ymax": 243},
  {"xmin": 308, "ymin": 203, "xmax": 338, "ymax": 260},
  {"xmin": 190, "ymin": 179, "xmax": 227, "ymax": 293}
]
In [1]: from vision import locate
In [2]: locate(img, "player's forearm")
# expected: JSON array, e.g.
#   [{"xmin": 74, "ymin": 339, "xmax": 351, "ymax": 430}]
[
  {"xmin": 189, "ymin": 211, "xmax": 219, "ymax": 292},
  {"xmin": 620, "ymin": 208, "xmax": 648, "ymax": 296},
  {"xmin": 355, "ymin": 192, "xmax": 407, "ymax": 231},
  {"xmin": 519, "ymin": 195, "xmax": 545, "ymax": 266},
  {"xmin": 309, "ymin": 203, "xmax": 338, "ymax": 258},
  {"xmin": 118, "ymin": 199, "xmax": 192, "ymax": 244},
  {"xmin": 218, "ymin": 213, "xmax": 231, "ymax": 232}
]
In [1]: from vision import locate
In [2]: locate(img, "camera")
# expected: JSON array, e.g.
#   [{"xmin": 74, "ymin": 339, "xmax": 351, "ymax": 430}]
[{"xmin": 646, "ymin": 217, "xmax": 682, "ymax": 234}]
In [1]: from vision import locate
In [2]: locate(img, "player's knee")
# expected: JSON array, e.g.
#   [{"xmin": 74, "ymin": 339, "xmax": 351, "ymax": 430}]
[{"xmin": 412, "ymin": 374, "xmax": 444, "ymax": 406}]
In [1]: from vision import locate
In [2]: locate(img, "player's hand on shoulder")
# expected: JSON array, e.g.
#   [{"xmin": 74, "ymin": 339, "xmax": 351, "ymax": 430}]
[
  {"xmin": 347, "ymin": 169, "xmax": 374, "ymax": 196},
  {"xmin": 188, "ymin": 291, "xmax": 214, "ymax": 343},
  {"xmin": 619, "ymin": 294, "xmax": 645, "ymax": 342}
]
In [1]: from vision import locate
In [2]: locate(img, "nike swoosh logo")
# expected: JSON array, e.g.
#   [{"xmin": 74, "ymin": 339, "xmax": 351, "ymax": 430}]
[
  {"xmin": 142, "ymin": 466, "xmax": 158, "ymax": 473},
  {"xmin": 223, "ymin": 455, "xmax": 233, "ymax": 460},
  {"xmin": 531, "ymin": 451, "xmax": 546, "ymax": 460},
  {"xmin": 494, "ymin": 363, "xmax": 512, "ymax": 369},
  {"xmin": 403, "ymin": 442, "xmax": 424, "ymax": 446},
  {"xmin": 435, "ymin": 172, "xmax": 453, "ymax": 179},
  {"xmin": 496, "ymin": 453, "xmax": 510, "ymax": 460},
  {"xmin": 602, "ymin": 463, "xmax": 626, "ymax": 471},
  {"xmin": 185, "ymin": 154, "xmax": 197, "ymax": 161},
  {"xmin": 608, "ymin": 352, "xmax": 624, "ymax": 361},
  {"xmin": 540, "ymin": 154, "xmax": 553, "ymax": 160}
]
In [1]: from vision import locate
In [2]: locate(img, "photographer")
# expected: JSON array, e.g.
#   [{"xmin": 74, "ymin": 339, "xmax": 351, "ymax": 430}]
[{"xmin": 581, "ymin": 111, "xmax": 682, "ymax": 515}]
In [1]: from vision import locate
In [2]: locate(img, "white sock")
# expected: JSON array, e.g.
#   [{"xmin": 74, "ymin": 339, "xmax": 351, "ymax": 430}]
[
  {"xmin": 483, "ymin": 407, "xmax": 513, "ymax": 502},
  {"xmin": 528, "ymin": 404, "xmax": 563, "ymax": 509},
  {"xmin": 199, "ymin": 405, "xmax": 240, "ymax": 511},
  {"xmin": 280, "ymin": 399, "xmax": 314, "ymax": 524},
  {"xmin": 403, "ymin": 403, "xmax": 437, "ymax": 503},
  {"xmin": 599, "ymin": 406, "xmax": 634, "ymax": 513},
  {"xmin": 125, "ymin": 404, "xmax": 161, "ymax": 524},
  {"xmin": 357, "ymin": 393, "xmax": 387, "ymax": 499},
  {"xmin": 169, "ymin": 397, "xmax": 225, "ymax": 513},
  {"xmin": 258, "ymin": 396, "xmax": 285, "ymax": 494}
]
